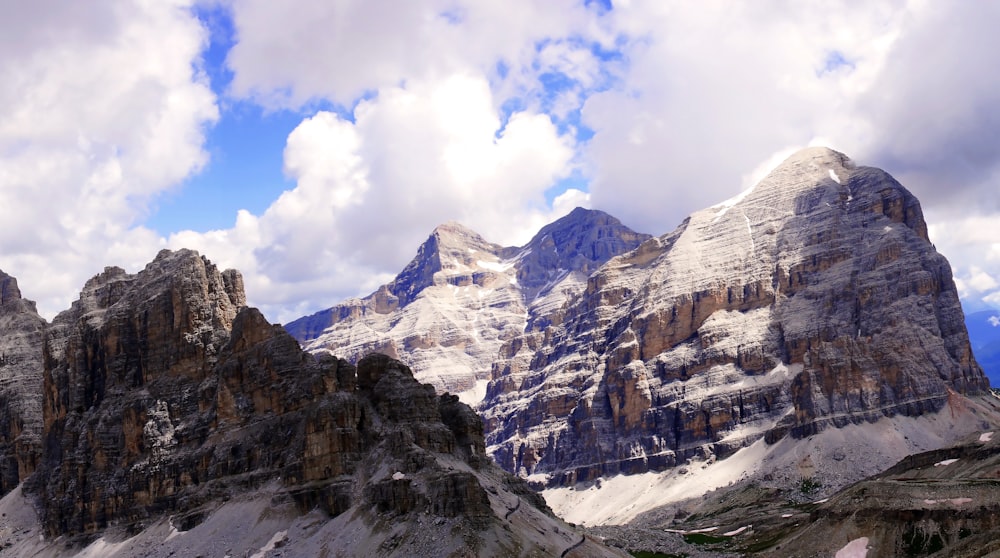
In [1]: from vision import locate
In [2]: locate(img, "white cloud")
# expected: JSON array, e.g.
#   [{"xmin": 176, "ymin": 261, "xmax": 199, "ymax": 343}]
[
  {"xmin": 0, "ymin": 0, "xmax": 216, "ymax": 318},
  {"xmin": 6, "ymin": 0, "xmax": 1000, "ymax": 328},
  {"xmin": 170, "ymin": 74, "xmax": 577, "ymax": 323},
  {"xmin": 225, "ymin": 0, "xmax": 601, "ymax": 110},
  {"xmin": 181, "ymin": 0, "xmax": 1000, "ymax": 321},
  {"xmin": 989, "ymin": 316, "xmax": 1000, "ymax": 328},
  {"xmin": 578, "ymin": 0, "xmax": 910, "ymax": 236}
]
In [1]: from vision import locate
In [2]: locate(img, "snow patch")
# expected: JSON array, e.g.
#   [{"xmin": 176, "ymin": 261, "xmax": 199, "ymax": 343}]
[
  {"xmin": 980, "ymin": 431, "xmax": 994, "ymax": 442},
  {"xmin": 542, "ymin": 439, "xmax": 769, "ymax": 525},
  {"xmin": 835, "ymin": 537, "xmax": 869, "ymax": 558},
  {"xmin": 933, "ymin": 458, "xmax": 959, "ymax": 467},
  {"xmin": 712, "ymin": 185, "xmax": 755, "ymax": 221},
  {"xmin": 456, "ymin": 379, "xmax": 490, "ymax": 406},
  {"xmin": 392, "ymin": 471, "xmax": 406, "ymax": 480},
  {"xmin": 249, "ymin": 530, "xmax": 288, "ymax": 558},
  {"xmin": 76, "ymin": 536, "xmax": 137, "ymax": 558},
  {"xmin": 665, "ymin": 526, "xmax": 719, "ymax": 534},
  {"xmin": 828, "ymin": 169, "xmax": 841, "ymax": 184},
  {"xmin": 812, "ymin": 498, "xmax": 829, "ymax": 504},
  {"xmin": 477, "ymin": 259, "xmax": 514, "ymax": 272},
  {"xmin": 743, "ymin": 213, "xmax": 754, "ymax": 252},
  {"xmin": 723, "ymin": 525, "xmax": 750, "ymax": 536},
  {"xmin": 781, "ymin": 513, "xmax": 793, "ymax": 518}
]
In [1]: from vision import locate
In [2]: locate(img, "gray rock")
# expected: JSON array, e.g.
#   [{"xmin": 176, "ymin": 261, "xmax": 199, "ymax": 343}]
[
  {"xmin": 286, "ymin": 208, "xmax": 650, "ymax": 397},
  {"xmin": 17, "ymin": 249, "xmax": 624, "ymax": 556},
  {"xmin": 0, "ymin": 271, "xmax": 45, "ymax": 496},
  {"xmin": 480, "ymin": 147, "xmax": 990, "ymax": 486}
]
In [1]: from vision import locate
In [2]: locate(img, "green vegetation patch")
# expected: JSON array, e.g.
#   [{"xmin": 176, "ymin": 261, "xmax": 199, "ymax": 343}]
[{"xmin": 682, "ymin": 532, "xmax": 728, "ymax": 545}]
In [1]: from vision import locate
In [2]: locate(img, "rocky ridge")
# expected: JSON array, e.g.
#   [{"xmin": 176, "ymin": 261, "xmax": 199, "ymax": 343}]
[
  {"xmin": 0, "ymin": 271, "xmax": 45, "ymax": 496},
  {"xmin": 1, "ymin": 249, "xmax": 622, "ymax": 557},
  {"xmin": 598, "ymin": 417, "xmax": 1000, "ymax": 557},
  {"xmin": 479, "ymin": 147, "xmax": 991, "ymax": 493},
  {"xmin": 286, "ymin": 207, "xmax": 650, "ymax": 399}
]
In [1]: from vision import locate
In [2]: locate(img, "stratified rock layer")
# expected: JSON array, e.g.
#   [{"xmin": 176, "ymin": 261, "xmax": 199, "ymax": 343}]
[
  {"xmin": 287, "ymin": 208, "xmax": 650, "ymax": 397},
  {"xmin": 27, "ymin": 249, "xmax": 617, "ymax": 556},
  {"xmin": 481, "ymin": 147, "xmax": 989, "ymax": 485},
  {"xmin": 0, "ymin": 271, "xmax": 45, "ymax": 496}
]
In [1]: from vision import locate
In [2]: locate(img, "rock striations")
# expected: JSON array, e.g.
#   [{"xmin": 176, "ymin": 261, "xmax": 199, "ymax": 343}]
[
  {"xmin": 286, "ymin": 208, "xmax": 650, "ymax": 399},
  {"xmin": 4, "ymin": 249, "xmax": 620, "ymax": 557},
  {"xmin": 479, "ymin": 147, "xmax": 991, "ymax": 488},
  {"xmin": 0, "ymin": 271, "xmax": 45, "ymax": 496}
]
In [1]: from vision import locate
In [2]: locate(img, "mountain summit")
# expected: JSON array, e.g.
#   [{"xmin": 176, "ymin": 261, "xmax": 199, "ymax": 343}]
[
  {"xmin": 477, "ymin": 147, "xmax": 994, "ymax": 521},
  {"xmin": 0, "ymin": 249, "xmax": 622, "ymax": 557},
  {"xmin": 285, "ymin": 208, "xmax": 650, "ymax": 399}
]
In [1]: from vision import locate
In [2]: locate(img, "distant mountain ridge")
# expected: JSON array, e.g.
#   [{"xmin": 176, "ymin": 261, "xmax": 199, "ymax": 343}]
[
  {"xmin": 966, "ymin": 309, "xmax": 1000, "ymax": 384},
  {"xmin": 285, "ymin": 207, "xmax": 651, "ymax": 399}
]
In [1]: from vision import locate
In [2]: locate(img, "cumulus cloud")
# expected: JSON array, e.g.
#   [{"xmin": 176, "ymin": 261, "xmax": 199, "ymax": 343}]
[
  {"xmin": 225, "ymin": 0, "xmax": 604, "ymax": 110},
  {"xmin": 170, "ymin": 74, "xmax": 577, "ymax": 322},
  {"xmin": 5, "ymin": 0, "xmax": 1000, "ymax": 324},
  {"xmin": 0, "ymin": 0, "xmax": 216, "ymax": 317},
  {"xmin": 579, "ymin": 0, "xmax": 906, "ymax": 235}
]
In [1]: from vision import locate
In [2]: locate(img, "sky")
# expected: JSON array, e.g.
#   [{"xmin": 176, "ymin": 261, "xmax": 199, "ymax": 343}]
[{"xmin": 1, "ymin": 0, "xmax": 1000, "ymax": 329}]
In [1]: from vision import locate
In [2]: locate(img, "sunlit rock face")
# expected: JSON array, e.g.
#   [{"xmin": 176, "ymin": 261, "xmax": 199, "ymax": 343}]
[
  {"xmin": 0, "ymin": 270, "xmax": 46, "ymax": 496},
  {"xmin": 27, "ymin": 249, "xmax": 617, "ymax": 557},
  {"xmin": 286, "ymin": 208, "xmax": 650, "ymax": 398},
  {"xmin": 480, "ymin": 147, "xmax": 988, "ymax": 485}
]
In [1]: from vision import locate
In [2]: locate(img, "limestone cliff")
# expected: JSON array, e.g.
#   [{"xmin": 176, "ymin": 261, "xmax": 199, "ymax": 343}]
[
  {"xmin": 0, "ymin": 271, "xmax": 45, "ymax": 496},
  {"xmin": 287, "ymin": 208, "xmax": 650, "ymax": 399},
  {"xmin": 21, "ymin": 249, "xmax": 619, "ymax": 556},
  {"xmin": 480, "ymin": 147, "xmax": 990, "ymax": 487}
]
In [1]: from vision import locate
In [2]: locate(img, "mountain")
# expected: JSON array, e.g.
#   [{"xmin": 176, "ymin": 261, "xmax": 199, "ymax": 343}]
[
  {"xmin": 0, "ymin": 271, "xmax": 45, "ymax": 495},
  {"xmin": 478, "ymin": 147, "xmax": 996, "ymax": 517},
  {"xmin": 286, "ymin": 207, "xmax": 650, "ymax": 401},
  {"xmin": 590, "ymin": 425, "xmax": 1000, "ymax": 557},
  {"xmin": 965, "ymin": 309, "xmax": 1000, "ymax": 384},
  {"xmin": 1, "ymin": 250, "xmax": 623, "ymax": 557}
]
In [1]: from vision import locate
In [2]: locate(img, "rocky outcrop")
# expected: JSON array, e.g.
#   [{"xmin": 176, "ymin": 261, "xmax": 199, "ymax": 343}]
[
  {"xmin": 481, "ymin": 147, "xmax": 990, "ymax": 486},
  {"xmin": 287, "ymin": 208, "xmax": 650, "ymax": 398},
  {"xmin": 758, "ymin": 427, "xmax": 1000, "ymax": 558},
  {"xmin": 22, "ymin": 249, "xmax": 619, "ymax": 556},
  {"xmin": 0, "ymin": 271, "xmax": 45, "ymax": 496}
]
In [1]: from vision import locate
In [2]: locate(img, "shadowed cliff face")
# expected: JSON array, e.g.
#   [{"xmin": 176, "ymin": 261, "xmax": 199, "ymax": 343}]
[
  {"xmin": 26, "ymin": 249, "xmax": 611, "ymax": 556},
  {"xmin": 480, "ymin": 147, "xmax": 989, "ymax": 485},
  {"xmin": 0, "ymin": 271, "xmax": 46, "ymax": 496}
]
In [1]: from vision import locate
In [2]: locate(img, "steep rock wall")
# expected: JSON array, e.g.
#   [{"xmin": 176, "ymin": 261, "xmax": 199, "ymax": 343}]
[
  {"xmin": 481, "ymin": 147, "xmax": 988, "ymax": 485},
  {"xmin": 0, "ymin": 271, "xmax": 45, "ymax": 496}
]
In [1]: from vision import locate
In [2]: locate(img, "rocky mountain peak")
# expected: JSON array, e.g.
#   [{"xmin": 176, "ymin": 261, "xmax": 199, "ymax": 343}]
[
  {"xmin": 286, "ymin": 209, "xmax": 650, "ymax": 398},
  {"xmin": 4, "ymin": 249, "xmax": 618, "ymax": 556},
  {"xmin": 0, "ymin": 269, "xmax": 45, "ymax": 497},
  {"xmin": 518, "ymin": 207, "xmax": 651, "ymax": 297},
  {"xmin": 0, "ymin": 271, "xmax": 24, "ymax": 307},
  {"xmin": 481, "ymin": 149, "xmax": 990, "ymax": 512},
  {"xmin": 385, "ymin": 220, "xmax": 509, "ymax": 308}
]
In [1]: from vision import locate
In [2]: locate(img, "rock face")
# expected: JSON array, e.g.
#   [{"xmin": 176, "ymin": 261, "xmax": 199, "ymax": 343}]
[
  {"xmin": 0, "ymin": 271, "xmax": 45, "ymax": 496},
  {"xmin": 760, "ymin": 427, "xmax": 1000, "ymax": 558},
  {"xmin": 286, "ymin": 207, "xmax": 650, "ymax": 399},
  {"xmin": 23, "ymin": 249, "xmax": 618, "ymax": 556},
  {"xmin": 480, "ymin": 147, "xmax": 990, "ymax": 486}
]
